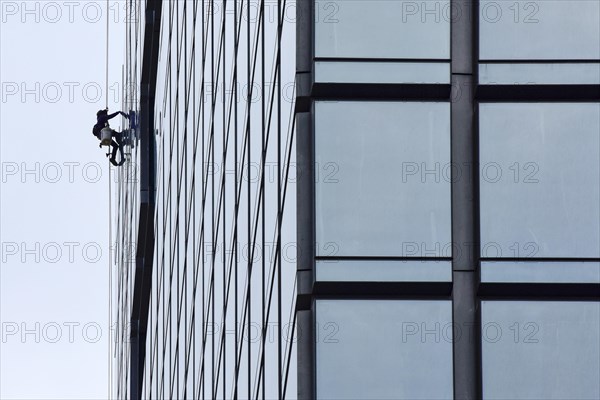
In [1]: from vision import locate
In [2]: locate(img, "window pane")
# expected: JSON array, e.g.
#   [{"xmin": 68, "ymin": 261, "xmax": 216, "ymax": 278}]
[
  {"xmin": 315, "ymin": 101, "xmax": 451, "ymax": 257},
  {"xmin": 481, "ymin": 261, "xmax": 600, "ymax": 283},
  {"xmin": 479, "ymin": 63, "xmax": 600, "ymax": 85},
  {"xmin": 315, "ymin": 0, "xmax": 450, "ymax": 59},
  {"xmin": 316, "ymin": 300, "xmax": 453, "ymax": 399},
  {"xmin": 315, "ymin": 61, "xmax": 450, "ymax": 84},
  {"xmin": 316, "ymin": 260, "xmax": 452, "ymax": 282},
  {"xmin": 479, "ymin": 103, "xmax": 600, "ymax": 258},
  {"xmin": 481, "ymin": 301, "xmax": 600, "ymax": 400},
  {"xmin": 479, "ymin": 0, "xmax": 600, "ymax": 60}
]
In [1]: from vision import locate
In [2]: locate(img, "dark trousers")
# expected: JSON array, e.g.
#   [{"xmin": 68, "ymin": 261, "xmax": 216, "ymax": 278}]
[{"xmin": 109, "ymin": 130, "xmax": 125, "ymax": 166}]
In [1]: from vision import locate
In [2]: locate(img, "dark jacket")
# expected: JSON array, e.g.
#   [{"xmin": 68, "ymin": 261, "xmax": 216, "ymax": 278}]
[{"xmin": 93, "ymin": 111, "xmax": 124, "ymax": 138}]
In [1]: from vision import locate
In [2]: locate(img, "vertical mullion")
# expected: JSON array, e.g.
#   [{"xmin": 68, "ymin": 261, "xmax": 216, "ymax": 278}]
[
  {"xmin": 260, "ymin": 1, "xmax": 266, "ymax": 398},
  {"xmin": 210, "ymin": 0, "xmax": 216, "ymax": 396},
  {"xmin": 276, "ymin": 0, "xmax": 282, "ymax": 397},
  {"xmin": 200, "ymin": 0, "xmax": 207, "ymax": 397},
  {"xmin": 192, "ymin": 1, "xmax": 198, "ymax": 396},
  {"xmin": 183, "ymin": 2, "xmax": 189, "ymax": 397},
  {"xmin": 451, "ymin": 0, "xmax": 479, "ymax": 399},
  {"xmin": 175, "ymin": 2, "xmax": 181, "ymax": 397},
  {"xmin": 222, "ymin": 2, "xmax": 228, "ymax": 398},
  {"xmin": 246, "ymin": 0, "xmax": 252, "ymax": 398},
  {"xmin": 233, "ymin": 1, "xmax": 239, "ymax": 398}
]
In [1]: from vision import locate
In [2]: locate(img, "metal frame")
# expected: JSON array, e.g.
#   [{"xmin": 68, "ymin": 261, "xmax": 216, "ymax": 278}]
[{"xmin": 130, "ymin": 1, "xmax": 162, "ymax": 399}]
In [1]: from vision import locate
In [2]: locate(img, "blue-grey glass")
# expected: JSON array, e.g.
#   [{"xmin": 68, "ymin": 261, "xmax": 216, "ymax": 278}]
[
  {"xmin": 315, "ymin": 101, "xmax": 451, "ymax": 257},
  {"xmin": 315, "ymin": 0, "xmax": 450, "ymax": 59},
  {"xmin": 316, "ymin": 260, "xmax": 452, "ymax": 282},
  {"xmin": 481, "ymin": 301, "xmax": 600, "ymax": 400},
  {"xmin": 480, "ymin": 103, "xmax": 600, "ymax": 258},
  {"xmin": 316, "ymin": 300, "xmax": 453, "ymax": 400},
  {"xmin": 479, "ymin": 63, "xmax": 600, "ymax": 85},
  {"xmin": 480, "ymin": 0, "xmax": 600, "ymax": 60},
  {"xmin": 481, "ymin": 261, "xmax": 600, "ymax": 283},
  {"xmin": 315, "ymin": 61, "xmax": 451, "ymax": 84}
]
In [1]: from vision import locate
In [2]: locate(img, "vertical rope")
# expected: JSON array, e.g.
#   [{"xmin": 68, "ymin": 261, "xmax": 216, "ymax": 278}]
[
  {"xmin": 108, "ymin": 161, "xmax": 113, "ymax": 400},
  {"xmin": 105, "ymin": 0, "xmax": 109, "ymax": 109},
  {"xmin": 106, "ymin": 1, "xmax": 112, "ymax": 399}
]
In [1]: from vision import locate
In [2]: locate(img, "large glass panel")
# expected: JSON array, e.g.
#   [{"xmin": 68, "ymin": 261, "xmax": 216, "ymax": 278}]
[
  {"xmin": 315, "ymin": 101, "xmax": 451, "ymax": 257},
  {"xmin": 481, "ymin": 301, "xmax": 600, "ymax": 400},
  {"xmin": 479, "ymin": 103, "xmax": 600, "ymax": 258},
  {"xmin": 316, "ymin": 300, "xmax": 453, "ymax": 399},
  {"xmin": 479, "ymin": 0, "xmax": 600, "ymax": 60},
  {"xmin": 315, "ymin": 0, "xmax": 450, "ymax": 59}
]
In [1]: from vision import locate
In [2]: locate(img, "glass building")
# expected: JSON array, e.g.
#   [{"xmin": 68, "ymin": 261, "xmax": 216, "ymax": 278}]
[{"xmin": 112, "ymin": 1, "xmax": 600, "ymax": 399}]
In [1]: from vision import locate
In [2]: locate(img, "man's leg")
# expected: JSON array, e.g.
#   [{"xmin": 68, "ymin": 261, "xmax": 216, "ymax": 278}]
[
  {"xmin": 109, "ymin": 141, "xmax": 120, "ymax": 166},
  {"xmin": 114, "ymin": 132, "xmax": 126, "ymax": 166}
]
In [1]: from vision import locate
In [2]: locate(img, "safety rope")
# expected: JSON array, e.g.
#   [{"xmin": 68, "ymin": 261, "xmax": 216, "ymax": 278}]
[
  {"xmin": 106, "ymin": 0, "xmax": 112, "ymax": 399},
  {"xmin": 105, "ymin": 0, "xmax": 109, "ymax": 109},
  {"xmin": 108, "ymin": 157, "xmax": 113, "ymax": 400}
]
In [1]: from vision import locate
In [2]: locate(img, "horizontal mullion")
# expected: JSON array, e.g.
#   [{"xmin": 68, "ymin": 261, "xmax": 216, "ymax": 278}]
[
  {"xmin": 476, "ymin": 84, "xmax": 600, "ymax": 100},
  {"xmin": 479, "ymin": 59, "xmax": 600, "ymax": 64},
  {"xmin": 313, "ymin": 281, "xmax": 453, "ymax": 298},
  {"xmin": 481, "ymin": 257, "xmax": 600, "ymax": 262},
  {"xmin": 315, "ymin": 57, "xmax": 450, "ymax": 63},
  {"xmin": 315, "ymin": 256, "xmax": 453, "ymax": 261},
  {"xmin": 478, "ymin": 283, "xmax": 600, "ymax": 299}
]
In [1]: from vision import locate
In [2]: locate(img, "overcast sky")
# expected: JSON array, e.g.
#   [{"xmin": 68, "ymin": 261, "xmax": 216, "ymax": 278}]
[{"xmin": 1, "ymin": 1, "xmax": 126, "ymax": 398}]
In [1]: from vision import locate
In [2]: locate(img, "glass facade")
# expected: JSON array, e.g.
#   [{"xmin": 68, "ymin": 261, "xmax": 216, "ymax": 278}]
[
  {"xmin": 144, "ymin": 1, "xmax": 298, "ymax": 398},
  {"xmin": 114, "ymin": 1, "xmax": 297, "ymax": 399},
  {"xmin": 301, "ymin": 0, "xmax": 599, "ymax": 399},
  {"xmin": 111, "ymin": 0, "xmax": 144, "ymax": 397},
  {"xmin": 475, "ymin": 3, "xmax": 600, "ymax": 398},
  {"xmin": 113, "ymin": 1, "xmax": 600, "ymax": 399}
]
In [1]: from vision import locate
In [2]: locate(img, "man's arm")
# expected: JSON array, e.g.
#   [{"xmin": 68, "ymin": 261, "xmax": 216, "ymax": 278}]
[
  {"xmin": 106, "ymin": 111, "xmax": 122, "ymax": 120},
  {"xmin": 100, "ymin": 111, "xmax": 129, "ymax": 125}
]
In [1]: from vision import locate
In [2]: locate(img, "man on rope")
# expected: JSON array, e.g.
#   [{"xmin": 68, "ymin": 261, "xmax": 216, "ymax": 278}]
[{"xmin": 93, "ymin": 109, "xmax": 130, "ymax": 166}]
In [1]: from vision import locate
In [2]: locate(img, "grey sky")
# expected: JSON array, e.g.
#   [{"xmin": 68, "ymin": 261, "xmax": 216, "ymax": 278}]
[{"xmin": 1, "ymin": 1, "xmax": 126, "ymax": 398}]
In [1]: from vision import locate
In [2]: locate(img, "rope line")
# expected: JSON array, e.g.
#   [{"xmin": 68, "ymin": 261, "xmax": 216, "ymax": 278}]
[
  {"xmin": 106, "ymin": 1, "xmax": 112, "ymax": 399},
  {"xmin": 105, "ymin": 0, "xmax": 109, "ymax": 109},
  {"xmin": 108, "ymin": 159, "xmax": 113, "ymax": 400}
]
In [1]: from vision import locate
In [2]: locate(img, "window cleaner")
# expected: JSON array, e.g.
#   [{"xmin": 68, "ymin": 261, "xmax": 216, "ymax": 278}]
[{"xmin": 93, "ymin": 109, "xmax": 130, "ymax": 166}]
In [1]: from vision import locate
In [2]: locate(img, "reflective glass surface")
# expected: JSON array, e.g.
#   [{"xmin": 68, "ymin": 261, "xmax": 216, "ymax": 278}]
[
  {"xmin": 480, "ymin": 103, "xmax": 600, "ymax": 258},
  {"xmin": 482, "ymin": 301, "xmax": 600, "ymax": 400},
  {"xmin": 479, "ymin": 0, "xmax": 600, "ymax": 60},
  {"xmin": 315, "ymin": 0, "xmax": 450, "ymax": 59},
  {"xmin": 481, "ymin": 261, "xmax": 600, "ymax": 283},
  {"xmin": 316, "ymin": 260, "xmax": 452, "ymax": 282},
  {"xmin": 315, "ymin": 61, "xmax": 450, "ymax": 84},
  {"xmin": 316, "ymin": 300, "xmax": 453, "ymax": 399},
  {"xmin": 315, "ymin": 101, "xmax": 451, "ymax": 257},
  {"xmin": 479, "ymin": 63, "xmax": 600, "ymax": 85}
]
